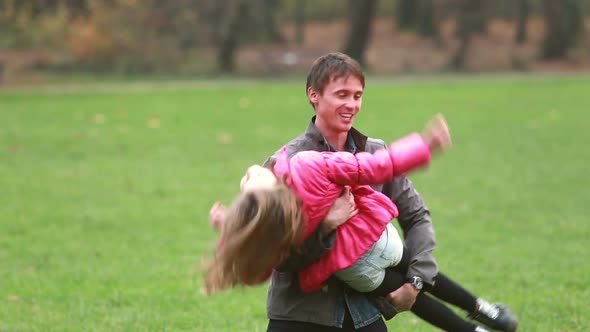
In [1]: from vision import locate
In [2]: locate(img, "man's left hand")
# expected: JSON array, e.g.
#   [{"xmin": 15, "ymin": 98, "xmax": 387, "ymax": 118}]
[{"xmin": 385, "ymin": 283, "xmax": 419, "ymax": 312}]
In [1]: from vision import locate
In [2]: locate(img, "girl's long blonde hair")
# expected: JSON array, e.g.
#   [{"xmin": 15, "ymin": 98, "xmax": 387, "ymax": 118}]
[{"xmin": 204, "ymin": 182, "xmax": 304, "ymax": 295}]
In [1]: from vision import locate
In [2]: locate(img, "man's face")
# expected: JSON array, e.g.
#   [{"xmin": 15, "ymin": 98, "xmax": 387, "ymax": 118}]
[{"xmin": 310, "ymin": 75, "xmax": 363, "ymax": 135}]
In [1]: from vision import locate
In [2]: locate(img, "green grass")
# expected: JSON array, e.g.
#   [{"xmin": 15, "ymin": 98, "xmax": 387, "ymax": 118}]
[{"xmin": 1, "ymin": 76, "xmax": 589, "ymax": 331}]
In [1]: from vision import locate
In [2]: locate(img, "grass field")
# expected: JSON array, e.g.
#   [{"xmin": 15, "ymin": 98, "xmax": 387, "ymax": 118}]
[{"xmin": 1, "ymin": 76, "xmax": 589, "ymax": 331}]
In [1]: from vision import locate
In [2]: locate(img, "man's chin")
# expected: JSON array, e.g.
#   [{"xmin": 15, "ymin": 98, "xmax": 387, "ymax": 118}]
[{"xmin": 340, "ymin": 124, "xmax": 354, "ymax": 132}]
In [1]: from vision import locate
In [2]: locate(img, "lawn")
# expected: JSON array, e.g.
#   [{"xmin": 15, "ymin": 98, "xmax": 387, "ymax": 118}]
[{"xmin": 1, "ymin": 75, "xmax": 589, "ymax": 331}]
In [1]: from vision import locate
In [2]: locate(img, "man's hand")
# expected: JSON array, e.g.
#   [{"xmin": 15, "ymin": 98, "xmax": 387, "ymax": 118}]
[
  {"xmin": 209, "ymin": 202, "xmax": 226, "ymax": 231},
  {"xmin": 385, "ymin": 283, "xmax": 419, "ymax": 312},
  {"xmin": 321, "ymin": 186, "xmax": 358, "ymax": 235}
]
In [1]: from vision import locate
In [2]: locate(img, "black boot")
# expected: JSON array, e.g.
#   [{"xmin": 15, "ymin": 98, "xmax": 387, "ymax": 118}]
[{"xmin": 469, "ymin": 298, "xmax": 518, "ymax": 332}]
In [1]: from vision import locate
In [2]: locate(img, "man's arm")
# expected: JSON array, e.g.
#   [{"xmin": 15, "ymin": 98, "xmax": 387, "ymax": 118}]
[
  {"xmin": 276, "ymin": 226, "xmax": 334, "ymax": 272},
  {"xmin": 377, "ymin": 115, "xmax": 448, "ymax": 286},
  {"xmin": 388, "ymin": 176, "xmax": 438, "ymax": 283},
  {"xmin": 382, "ymin": 176, "xmax": 438, "ymax": 311}
]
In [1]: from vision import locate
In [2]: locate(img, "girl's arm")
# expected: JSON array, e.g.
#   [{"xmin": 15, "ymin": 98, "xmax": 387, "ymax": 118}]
[
  {"xmin": 209, "ymin": 202, "xmax": 226, "ymax": 231},
  {"xmin": 323, "ymin": 115, "xmax": 450, "ymax": 186},
  {"xmin": 322, "ymin": 133, "xmax": 432, "ymax": 186}
]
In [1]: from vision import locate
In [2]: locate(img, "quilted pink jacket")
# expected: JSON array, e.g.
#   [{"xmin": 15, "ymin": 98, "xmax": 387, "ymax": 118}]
[{"xmin": 272, "ymin": 133, "xmax": 432, "ymax": 292}]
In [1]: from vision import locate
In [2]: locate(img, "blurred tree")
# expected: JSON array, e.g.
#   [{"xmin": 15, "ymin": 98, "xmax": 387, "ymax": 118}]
[
  {"xmin": 515, "ymin": 0, "xmax": 529, "ymax": 44},
  {"xmin": 196, "ymin": 0, "xmax": 224, "ymax": 45},
  {"xmin": 449, "ymin": 0, "xmax": 485, "ymax": 70},
  {"xmin": 294, "ymin": 0, "xmax": 305, "ymax": 45},
  {"xmin": 418, "ymin": 0, "xmax": 434, "ymax": 37},
  {"xmin": 543, "ymin": 0, "xmax": 583, "ymax": 58},
  {"xmin": 396, "ymin": 0, "xmax": 416, "ymax": 30},
  {"xmin": 262, "ymin": 0, "xmax": 285, "ymax": 44},
  {"xmin": 217, "ymin": 0, "xmax": 250, "ymax": 72},
  {"xmin": 395, "ymin": 0, "xmax": 436, "ymax": 37},
  {"xmin": 61, "ymin": 0, "xmax": 203, "ymax": 73},
  {"xmin": 416, "ymin": 0, "xmax": 435, "ymax": 37},
  {"xmin": 342, "ymin": 0, "xmax": 377, "ymax": 67}
]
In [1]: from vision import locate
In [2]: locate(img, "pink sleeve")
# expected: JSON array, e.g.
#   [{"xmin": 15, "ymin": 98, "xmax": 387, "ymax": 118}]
[
  {"xmin": 323, "ymin": 133, "xmax": 431, "ymax": 186},
  {"xmin": 389, "ymin": 133, "xmax": 432, "ymax": 175}
]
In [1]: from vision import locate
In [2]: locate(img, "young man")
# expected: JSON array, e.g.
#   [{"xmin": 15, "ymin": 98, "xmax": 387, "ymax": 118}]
[{"xmin": 262, "ymin": 53, "xmax": 518, "ymax": 332}]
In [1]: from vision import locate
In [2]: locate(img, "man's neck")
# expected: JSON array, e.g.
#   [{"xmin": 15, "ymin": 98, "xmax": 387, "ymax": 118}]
[
  {"xmin": 324, "ymin": 132, "xmax": 348, "ymax": 151},
  {"xmin": 315, "ymin": 122, "xmax": 348, "ymax": 151}
]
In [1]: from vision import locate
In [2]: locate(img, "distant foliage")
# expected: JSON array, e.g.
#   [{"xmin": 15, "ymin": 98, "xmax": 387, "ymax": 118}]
[
  {"xmin": 0, "ymin": 0, "xmax": 588, "ymax": 75},
  {"xmin": 0, "ymin": 0, "xmax": 203, "ymax": 73}
]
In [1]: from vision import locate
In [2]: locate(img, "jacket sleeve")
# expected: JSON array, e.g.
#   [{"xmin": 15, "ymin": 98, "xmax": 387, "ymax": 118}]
[
  {"xmin": 275, "ymin": 227, "xmax": 336, "ymax": 272},
  {"xmin": 324, "ymin": 133, "xmax": 431, "ymax": 186},
  {"xmin": 383, "ymin": 174, "xmax": 438, "ymax": 285}
]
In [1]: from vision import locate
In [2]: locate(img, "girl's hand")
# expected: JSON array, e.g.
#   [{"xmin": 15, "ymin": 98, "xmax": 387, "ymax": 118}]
[
  {"xmin": 423, "ymin": 114, "xmax": 452, "ymax": 154},
  {"xmin": 209, "ymin": 202, "xmax": 226, "ymax": 231}
]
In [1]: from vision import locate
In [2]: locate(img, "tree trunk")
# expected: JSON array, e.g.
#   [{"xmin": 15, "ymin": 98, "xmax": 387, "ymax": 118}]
[
  {"xmin": 515, "ymin": 0, "xmax": 529, "ymax": 44},
  {"xmin": 262, "ymin": 0, "xmax": 285, "ymax": 44},
  {"xmin": 396, "ymin": 0, "xmax": 416, "ymax": 30},
  {"xmin": 449, "ymin": 0, "xmax": 484, "ymax": 70},
  {"xmin": 416, "ymin": 0, "xmax": 435, "ymax": 37},
  {"xmin": 566, "ymin": 0, "xmax": 583, "ymax": 43},
  {"xmin": 217, "ymin": 0, "xmax": 250, "ymax": 73},
  {"xmin": 431, "ymin": 0, "xmax": 444, "ymax": 47},
  {"xmin": 294, "ymin": 0, "xmax": 305, "ymax": 45},
  {"xmin": 199, "ymin": 0, "xmax": 225, "ymax": 45},
  {"xmin": 342, "ymin": 0, "xmax": 377, "ymax": 67},
  {"xmin": 542, "ymin": 0, "xmax": 582, "ymax": 59}
]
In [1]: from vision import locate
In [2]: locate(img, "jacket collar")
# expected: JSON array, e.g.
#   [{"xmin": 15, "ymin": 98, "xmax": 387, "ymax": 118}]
[{"xmin": 305, "ymin": 116, "xmax": 368, "ymax": 152}]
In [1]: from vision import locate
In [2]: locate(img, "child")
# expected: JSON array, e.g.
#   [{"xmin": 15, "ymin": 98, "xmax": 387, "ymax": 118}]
[{"xmin": 204, "ymin": 114, "xmax": 449, "ymax": 295}]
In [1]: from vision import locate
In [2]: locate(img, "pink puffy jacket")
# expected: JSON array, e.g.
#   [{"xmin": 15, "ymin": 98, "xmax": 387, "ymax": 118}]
[{"xmin": 272, "ymin": 133, "xmax": 432, "ymax": 292}]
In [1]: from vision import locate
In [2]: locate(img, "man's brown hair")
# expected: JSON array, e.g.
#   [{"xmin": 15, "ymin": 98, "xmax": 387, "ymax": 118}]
[{"xmin": 306, "ymin": 52, "xmax": 365, "ymax": 100}]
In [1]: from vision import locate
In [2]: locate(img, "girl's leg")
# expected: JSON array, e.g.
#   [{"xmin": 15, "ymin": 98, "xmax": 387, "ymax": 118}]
[
  {"xmin": 370, "ymin": 251, "xmax": 482, "ymax": 332},
  {"xmin": 371, "ymin": 248, "xmax": 409, "ymax": 296},
  {"xmin": 432, "ymin": 273, "xmax": 519, "ymax": 332},
  {"xmin": 370, "ymin": 268, "xmax": 480, "ymax": 331},
  {"xmin": 430, "ymin": 272, "xmax": 477, "ymax": 312},
  {"xmin": 371, "ymin": 268, "xmax": 405, "ymax": 296},
  {"xmin": 374, "ymin": 245, "xmax": 516, "ymax": 331},
  {"xmin": 412, "ymin": 293, "xmax": 480, "ymax": 332},
  {"xmin": 384, "ymin": 248, "xmax": 478, "ymax": 312}
]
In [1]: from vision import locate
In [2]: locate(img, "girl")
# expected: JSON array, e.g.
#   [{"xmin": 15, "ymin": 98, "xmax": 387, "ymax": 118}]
[{"xmin": 204, "ymin": 115, "xmax": 450, "ymax": 295}]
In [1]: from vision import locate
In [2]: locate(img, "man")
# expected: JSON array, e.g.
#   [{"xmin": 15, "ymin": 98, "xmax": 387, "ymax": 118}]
[{"xmin": 262, "ymin": 52, "xmax": 518, "ymax": 332}]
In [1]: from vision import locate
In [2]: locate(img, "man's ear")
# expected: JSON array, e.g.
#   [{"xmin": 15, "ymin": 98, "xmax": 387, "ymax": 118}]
[{"xmin": 307, "ymin": 87, "xmax": 318, "ymax": 104}]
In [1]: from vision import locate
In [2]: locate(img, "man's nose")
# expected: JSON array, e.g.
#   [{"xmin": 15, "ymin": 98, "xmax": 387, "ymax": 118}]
[{"xmin": 344, "ymin": 97, "xmax": 359, "ymax": 109}]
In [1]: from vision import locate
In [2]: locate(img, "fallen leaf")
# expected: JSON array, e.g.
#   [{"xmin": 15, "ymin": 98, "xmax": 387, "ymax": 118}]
[
  {"xmin": 8, "ymin": 144, "xmax": 22, "ymax": 153},
  {"xmin": 217, "ymin": 131, "xmax": 233, "ymax": 144},
  {"xmin": 93, "ymin": 113, "xmax": 106, "ymax": 124},
  {"xmin": 239, "ymin": 97, "xmax": 251, "ymax": 109},
  {"xmin": 549, "ymin": 110, "xmax": 560, "ymax": 121},
  {"xmin": 118, "ymin": 124, "xmax": 129, "ymax": 133},
  {"xmin": 147, "ymin": 116, "xmax": 160, "ymax": 129}
]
